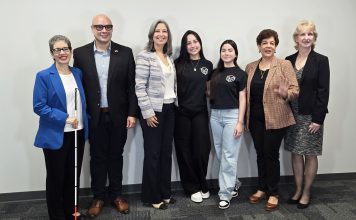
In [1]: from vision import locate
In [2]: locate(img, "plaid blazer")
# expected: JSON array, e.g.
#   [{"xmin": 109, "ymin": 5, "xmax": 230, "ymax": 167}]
[{"xmin": 245, "ymin": 56, "xmax": 299, "ymax": 130}]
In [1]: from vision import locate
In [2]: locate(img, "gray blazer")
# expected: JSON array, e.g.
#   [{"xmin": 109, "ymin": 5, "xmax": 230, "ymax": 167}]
[{"xmin": 135, "ymin": 50, "xmax": 177, "ymax": 119}]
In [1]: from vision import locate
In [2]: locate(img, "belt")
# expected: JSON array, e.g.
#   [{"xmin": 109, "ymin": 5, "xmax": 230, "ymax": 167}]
[{"xmin": 101, "ymin": 107, "xmax": 109, "ymax": 113}]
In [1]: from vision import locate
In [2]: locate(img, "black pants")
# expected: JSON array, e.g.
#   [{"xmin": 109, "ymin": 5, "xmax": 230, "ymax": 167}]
[
  {"xmin": 43, "ymin": 129, "xmax": 85, "ymax": 220},
  {"xmin": 249, "ymin": 115, "xmax": 286, "ymax": 196},
  {"xmin": 89, "ymin": 111, "xmax": 127, "ymax": 201},
  {"xmin": 174, "ymin": 107, "xmax": 211, "ymax": 194},
  {"xmin": 140, "ymin": 103, "xmax": 174, "ymax": 204}
]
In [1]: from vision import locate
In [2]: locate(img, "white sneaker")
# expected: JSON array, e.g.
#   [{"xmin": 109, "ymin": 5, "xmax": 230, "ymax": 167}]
[
  {"xmin": 231, "ymin": 184, "xmax": 240, "ymax": 198},
  {"xmin": 201, "ymin": 191, "xmax": 210, "ymax": 199},
  {"xmin": 191, "ymin": 192, "xmax": 203, "ymax": 203},
  {"xmin": 218, "ymin": 200, "xmax": 230, "ymax": 209}
]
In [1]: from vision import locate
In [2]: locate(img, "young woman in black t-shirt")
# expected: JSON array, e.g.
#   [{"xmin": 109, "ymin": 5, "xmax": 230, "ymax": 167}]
[
  {"xmin": 209, "ymin": 40, "xmax": 247, "ymax": 209},
  {"xmin": 174, "ymin": 30, "xmax": 213, "ymax": 203}
]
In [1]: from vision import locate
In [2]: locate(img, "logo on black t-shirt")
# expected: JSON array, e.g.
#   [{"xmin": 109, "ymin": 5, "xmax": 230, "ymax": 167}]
[
  {"xmin": 226, "ymin": 75, "xmax": 236, "ymax": 82},
  {"xmin": 200, "ymin": 67, "xmax": 208, "ymax": 75}
]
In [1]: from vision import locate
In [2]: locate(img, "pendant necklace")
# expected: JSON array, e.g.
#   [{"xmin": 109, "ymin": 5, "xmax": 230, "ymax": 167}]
[
  {"xmin": 260, "ymin": 69, "xmax": 268, "ymax": 79},
  {"xmin": 191, "ymin": 59, "xmax": 201, "ymax": 71},
  {"xmin": 259, "ymin": 59, "xmax": 271, "ymax": 79}
]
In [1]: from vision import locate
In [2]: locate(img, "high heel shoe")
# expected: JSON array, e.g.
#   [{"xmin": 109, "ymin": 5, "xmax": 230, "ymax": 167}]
[
  {"xmin": 287, "ymin": 195, "xmax": 301, "ymax": 204},
  {"xmin": 297, "ymin": 195, "xmax": 312, "ymax": 209},
  {"xmin": 297, "ymin": 196, "xmax": 311, "ymax": 209},
  {"xmin": 151, "ymin": 202, "xmax": 168, "ymax": 210},
  {"xmin": 249, "ymin": 191, "xmax": 265, "ymax": 204},
  {"xmin": 163, "ymin": 197, "xmax": 176, "ymax": 204},
  {"xmin": 297, "ymin": 201, "xmax": 310, "ymax": 209}
]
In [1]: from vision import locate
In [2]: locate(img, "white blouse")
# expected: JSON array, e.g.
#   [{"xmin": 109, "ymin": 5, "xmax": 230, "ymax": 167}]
[
  {"xmin": 157, "ymin": 55, "xmax": 176, "ymax": 104},
  {"xmin": 59, "ymin": 73, "xmax": 83, "ymax": 132}
]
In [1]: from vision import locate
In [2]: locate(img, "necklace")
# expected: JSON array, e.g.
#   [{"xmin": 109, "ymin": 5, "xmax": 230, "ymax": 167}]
[
  {"xmin": 191, "ymin": 59, "xmax": 200, "ymax": 71},
  {"xmin": 260, "ymin": 69, "xmax": 268, "ymax": 79},
  {"xmin": 258, "ymin": 59, "xmax": 271, "ymax": 79}
]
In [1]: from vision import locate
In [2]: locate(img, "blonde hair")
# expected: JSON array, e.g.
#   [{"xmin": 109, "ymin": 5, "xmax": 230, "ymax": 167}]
[{"xmin": 293, "ymin": 20, "xmax": 318, "ymax": 50}]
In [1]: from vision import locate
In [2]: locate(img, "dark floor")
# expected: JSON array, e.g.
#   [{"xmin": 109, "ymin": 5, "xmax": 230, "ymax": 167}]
[{"xmin": 1, "ymin": 178, "xmax": 356, "ymax": 219}]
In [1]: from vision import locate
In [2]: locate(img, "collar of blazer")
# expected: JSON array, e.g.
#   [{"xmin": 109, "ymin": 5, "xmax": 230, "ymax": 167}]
[
  {"xmin": 107, "ymin": 42, "xmax": 121, "ymax": 83},
  {"xmin": 301, "ymin": 51, "xmax": 315, "ymax": 83},
  {"xmin": 111, "ymin": 44, "xmax": 120, "ymax": 54},
  {"xmin": 290, "ymin": 50, "xmax": 316, "ymax": 84},
  {"xmin": 89, "ymin": 41, "xmax": 120, "ymax": 85},
  {"xmin": 263, "ymin": 56, "xmax": 279, "ymax": 88},
  {"xmin": 90, "ymin": 40, "xmax": 121, "ymax": 57},
  {"xmin": 49, "ymin": 63, "xmax": 67, "ymax": 110},
  {"xmin": 48, "ymin": 64, "xmax": 84, "ymax": 111},
  {"xmin": 248, "ymin": 56, "xmax": 279, "ymax": 85},
  {"xmin": 145, "ymin": 49, "xmax": 173, "ymax": 61}
]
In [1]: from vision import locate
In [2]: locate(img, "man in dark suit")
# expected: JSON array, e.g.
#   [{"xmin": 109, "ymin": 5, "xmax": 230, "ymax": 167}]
[{"xmin": 73, "ymin": 14, "xmax": 138, "ymax": 218}]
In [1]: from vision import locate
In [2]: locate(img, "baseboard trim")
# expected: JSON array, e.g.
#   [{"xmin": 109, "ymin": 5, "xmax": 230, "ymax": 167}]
[{"xmin": 1, "ymin": 172, "xmax": 355, "ymax": 203}]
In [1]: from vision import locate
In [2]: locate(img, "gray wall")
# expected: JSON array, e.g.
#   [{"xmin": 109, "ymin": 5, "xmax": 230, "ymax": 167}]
[{"xmin": 1, "ymin": 0, "xmax": 355, "ymax": 193}]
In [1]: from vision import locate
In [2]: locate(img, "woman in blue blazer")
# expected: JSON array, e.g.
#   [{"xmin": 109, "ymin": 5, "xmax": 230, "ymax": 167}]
[
  {"xmin": 33, "ymin": 35, "xmax": 88, "ymax": 220},
  {"xmin": 284, "ymin": 21, "xmax": 330, "ymax": 209}
]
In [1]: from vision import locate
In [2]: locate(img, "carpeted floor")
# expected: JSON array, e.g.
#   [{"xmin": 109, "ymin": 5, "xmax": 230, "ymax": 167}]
[{"xmin": 1, "ymin": 177, "xmax": 356, "ymax": 219}]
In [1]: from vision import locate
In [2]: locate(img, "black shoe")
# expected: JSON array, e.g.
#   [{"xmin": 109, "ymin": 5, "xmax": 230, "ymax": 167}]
[
  {"xmin": 297, "ymin": 201, "xmax": 310, "ymax": 209},
  {"xmin": 287, "ymin": 196, "xmax": 300, "ymax": 204},
  {"xmin": 151, "ymin": 202, "xmax": 168, "ymax": 210},
  {"xmin": 163, "ymin": 198, "xmax": 176, "ymax": 204},
  {"xmin": 231, "ymin": 184, "xmax": 240, "ymax": 198}
]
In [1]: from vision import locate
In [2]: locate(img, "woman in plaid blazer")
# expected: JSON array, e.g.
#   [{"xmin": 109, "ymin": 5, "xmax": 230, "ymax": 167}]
[{"xmin": 245, "ymin": 29, "xmax": 299, "ymax": 211}]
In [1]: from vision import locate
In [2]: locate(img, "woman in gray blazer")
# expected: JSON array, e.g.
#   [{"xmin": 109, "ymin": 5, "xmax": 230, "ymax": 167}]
[{"xmin": 135, "ymin": 19, "xmax": 177, "ymax": 210}]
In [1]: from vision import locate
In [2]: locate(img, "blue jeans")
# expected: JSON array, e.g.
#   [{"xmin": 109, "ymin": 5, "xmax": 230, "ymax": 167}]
[{"xmin": 210, "ymin": 109, "xmax": 243, "ymax": 201}]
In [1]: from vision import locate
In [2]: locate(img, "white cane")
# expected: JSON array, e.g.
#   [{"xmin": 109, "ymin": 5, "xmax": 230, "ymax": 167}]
[{"xmin": 74, "ymin": 88, "xmax": 79, "ymax": 220}]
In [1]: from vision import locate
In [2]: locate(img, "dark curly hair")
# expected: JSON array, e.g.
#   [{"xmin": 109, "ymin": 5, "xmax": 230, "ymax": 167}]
[{"xmin": 256, "ymin": 29, "xmax": 279, "ymax": 46}]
